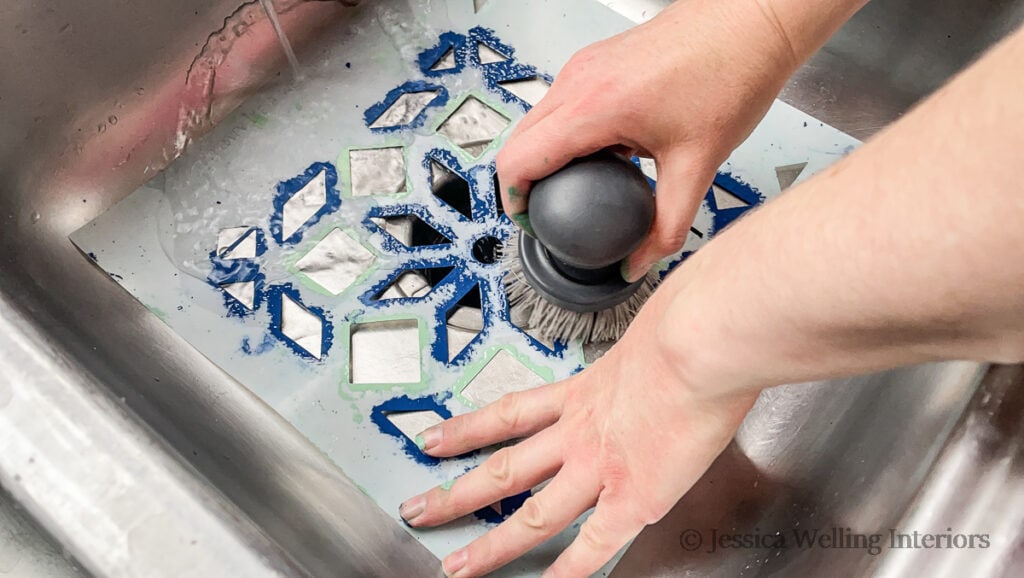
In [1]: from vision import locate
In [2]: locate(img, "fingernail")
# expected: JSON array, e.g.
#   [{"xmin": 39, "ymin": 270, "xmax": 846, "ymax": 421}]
[
  {"xmin": 399, "ymin": 496, "xmax": 426, "ymax": 525},
  {"xmin": 417, "ymin": 425, "xmax": 442, "ymax": 453},
  {"xmin": 443, "ymin": 549, "xmax": 468, "ymax": 577},
  {"xmin": 622, "ymin": 258, "xmax": 648, "ymax": 283}
]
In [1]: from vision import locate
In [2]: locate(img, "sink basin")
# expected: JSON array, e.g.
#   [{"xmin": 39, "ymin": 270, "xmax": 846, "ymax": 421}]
[{"xmin": 1, "ymin": 0, "xmax": 1023, "ymax": 576}]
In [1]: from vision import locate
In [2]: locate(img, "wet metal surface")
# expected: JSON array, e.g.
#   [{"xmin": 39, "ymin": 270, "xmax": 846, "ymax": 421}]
[{"xmin": 1, "ymin": 0, "xmax": 1023, "ymax": 576}]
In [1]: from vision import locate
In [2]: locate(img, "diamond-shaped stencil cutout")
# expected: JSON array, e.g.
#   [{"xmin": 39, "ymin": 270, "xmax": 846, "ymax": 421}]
[
  {"xmin": 281, "ymin": 169, "xmax": 328, "ymax": 241},
  {"xmin": 217, "ymin": 227, "xmax": 257, "ymax": 259},
  {"xmin": 712, "ymin": 184, "xmax": 750, "ymax": 210},
  {"xmin": 437, "ymin": 96, "xmax": 510, "ymax": 157},
  {"xmin": 374, "ymin": 266, "xmax": 454, "ymax": 301},
  {"xmin": 369, "ymin": 90, "xmax": 442, "ymax": 130},
  {"xmin": 296, "ymin": 228, "xmax": 376, "ymax": 296},
  {"xmin": 350, "ymin": 147, "xmax": 407, "ymax": 197},
  {"xmin": 431, "ymin": 161, "xmax": 473, "ymax": 219},
  {"xmin": 430, "ymin": 47, "xmax": 457, "ymax": 72},
  {"xmin": 446, "ymin": 284, "xmax": 484, "ymax": 361},
  {"xmin": 280, "ymin": 293, "xmax": 326, "ymax": 360},
  {"xmin": 776, "ymin": 162, "xmax": 808, "ymax": 191},
  {"xmin": 350, "ymin": 319, "xmax": 422, "ymax": 385},
  {"xmin": 497, "ymin": 77, "xmax": 551, "ymax": 107},
  {"xmin": 386, "ymin": 410, "xmax": 445, "ymax": 443},
  {"xmin": 462, "ymin": 350, "xmax": 546, "ymax": 408},
  {"xmin": 477, "ymin": 42, "xmax": 508, "ymax": 64},
  {"xmin": 221, "ymin": 281, "xmax": 256, "ymax": 310},
  {"xmin": 371, "ymin": 215, "xmax": 452, "ymax": 248}
]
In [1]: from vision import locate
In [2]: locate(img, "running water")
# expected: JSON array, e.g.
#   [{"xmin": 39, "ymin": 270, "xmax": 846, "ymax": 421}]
[{"xmin": 259, "ymin": 0, "xmax": 304, "ymax": 81}]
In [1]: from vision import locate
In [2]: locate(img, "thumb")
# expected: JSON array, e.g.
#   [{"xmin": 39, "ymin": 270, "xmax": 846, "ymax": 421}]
[{"xmin": 622, "ymin": 153, "xmax": 713, "ymax": 282}]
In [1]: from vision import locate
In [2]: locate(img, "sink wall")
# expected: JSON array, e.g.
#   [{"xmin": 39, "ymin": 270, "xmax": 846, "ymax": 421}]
[{"xmin": 1, "ymin": 1, "xmax": 1022, "ymax": 576}]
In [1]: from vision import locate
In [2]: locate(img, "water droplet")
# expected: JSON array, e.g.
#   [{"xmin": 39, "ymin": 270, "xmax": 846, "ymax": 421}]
[
  {"xmin": 30, "ymin": 211, "xmax": 41, "ymax": 224},
  {"xmin": 108, "ymin": 115, "xmax": 118, "ymax": 125},
  {"xmin": 97, "ymin": 123, "xmax": 106, "ymax": 133}
]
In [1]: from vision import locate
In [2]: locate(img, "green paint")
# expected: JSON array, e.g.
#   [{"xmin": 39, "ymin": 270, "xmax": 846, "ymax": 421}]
[
  {"xmin": 431, "ymin": 90, "xmax": 512, "ymax": 161},
  {"xmin": 285, "ymin": 225, "xmax": 381, "ymax": 298},
  {"xmin": 146, "ymin": 305, "xmax": 168, "ymax": 322},
  {"xmin": 619, "ymin": 259, "xmax": 632, "ymax": 283},
  {"xmin": 440, "ymin": 478, "xmax": 456, "ymax": 491},
  {"xmin": 245, "ymin": 112, "xmax": 270, "ymax": 127},
  {"xmin": 507, "ymin": 186, "xmax": 521, "ymax": 201},
  {"xmin": 451, "ymin": 346, "xmax": 556, "ymax": 408},
  {"xmin": 337, "ymin": 143, "xmax": 410, "ymax": 200},
  {"xmin": 294, "ymin": 103, "xmax": 303, "ymax": 111},
  {"xmin": 341, "ymin": 314, "xmax": 432, "ymax": 395},
  {"xmin": 512, "ymin": 212, "xmax": 535, "ymax": 237},
  {"xmin": 414, "ymin": 434, "xmax": 426, "ymax": 450}
]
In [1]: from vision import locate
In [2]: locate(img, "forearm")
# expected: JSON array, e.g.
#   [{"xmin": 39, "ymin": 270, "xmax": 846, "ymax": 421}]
[
  {"xmin": 657, "ymin": 0, "xmax": 869, "ymax": 77},
  {"xmin": 655, "ymin": 24, "xmax": 1024, "ymax": 394}
]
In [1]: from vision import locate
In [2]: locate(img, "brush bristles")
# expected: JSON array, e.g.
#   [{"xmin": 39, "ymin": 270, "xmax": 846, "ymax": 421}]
[{"xmin": 499, "ymin": 234, "xmax": 660, "ymax": 344}]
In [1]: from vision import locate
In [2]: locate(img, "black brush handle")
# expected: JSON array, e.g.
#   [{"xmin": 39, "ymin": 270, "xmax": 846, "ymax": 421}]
[{"xmin": 527, "ymin": 151, "xmax": 655, "ymax": 281}]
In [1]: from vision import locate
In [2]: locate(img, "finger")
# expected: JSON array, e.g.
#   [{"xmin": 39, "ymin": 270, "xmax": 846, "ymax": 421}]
[
  {"xmin": 508, "ymin": 91, "xmax": 563, "ymax": 140},
  {"xmin": 622, "ymin": 153, "xmax": 713, "ymax": 282},
  {"xmin": 419, "ymin": 380, "xmax": 570, "ymax": 458},
  {"xmin": 403, "ymin": 425, "xmax": 564, "ymax": 528},
  {"xmin": 542, "ymin": 502, "xmax": 644, "ymax": 578},
  {"xmin": 496, "ymin": 107, "xmax": 616, "ymax": 220},
  {"xmin": 441, "ymin": 467, "xmax": 599, "ymax": 578}
]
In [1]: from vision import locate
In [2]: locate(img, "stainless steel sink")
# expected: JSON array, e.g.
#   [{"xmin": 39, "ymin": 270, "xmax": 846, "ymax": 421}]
[{"xmin": 2, "ymin": 0, "xmax": 1023, "ymax": 576}]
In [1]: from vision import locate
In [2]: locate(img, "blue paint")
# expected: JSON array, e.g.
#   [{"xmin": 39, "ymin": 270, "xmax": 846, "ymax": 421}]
[
  {"xmin": 87, "ymin": 252, "xmax": 98, "ymax": 262},
  {"xmin": 707, "ymin": 172, "xmax": 765, "ymax": 234},
  {"xmin": 363, "ymin": 204, "xmax": 459, "ymax": 254},
  {"xmin": 222, "ymin": 273, "xmax": 266, "ymax": 318},
  {"xmin": 270, "ymin": 163, "xmax": 342, "ymax": 246},
  {"xmin": 430, "ymin": 276, "xmax": 488, "ymax": 366},
  {"xmin": 241, "ymin": 333, "xmax": 276, "ymax": 356},
  {"xmin": 370, "ymin": 395, "xmax": 454, "ymax": 466},
  {"xmin": 473, "ymin": 490, "xmax": 531, "ymax": 524},
  {"xmin": 425, "ymin": 149, "xmax": 498, "ymax": 223},
  {"xmin": 468, "ymin": 27, "xmax": 516, "ymax": 66},
  {"xmin": 217, "ymin": 227, "xmax": 267, "ymax": 259},
  {"xmin": 418, "ymin": 31, "xmax": 470, "ymax": 77},
  {"xmin": 266, "ymin": 284, "xmax": 334, "ymax": 361},
  {"xmin": 363, "ymin": 81, "xmax": 449, "ymax": 133},
  {"xmin": 360, "ymin": 256, "xmax": 462, "ymax": 307}
]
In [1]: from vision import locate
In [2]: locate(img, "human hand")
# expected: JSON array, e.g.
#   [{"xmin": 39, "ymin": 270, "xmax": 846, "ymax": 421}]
[
  {"xmin": 496, "ymin": 0, "xmax": 801, "ymax": 281},
  {"xmin": 399, "ymin": 291, "xmax": 759, "ymax": 577}
]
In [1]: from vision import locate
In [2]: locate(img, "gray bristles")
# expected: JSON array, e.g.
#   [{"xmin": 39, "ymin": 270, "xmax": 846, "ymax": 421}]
[{"xmin": 500, "ymin": 233, "xmax": 660, "ymax": 344}]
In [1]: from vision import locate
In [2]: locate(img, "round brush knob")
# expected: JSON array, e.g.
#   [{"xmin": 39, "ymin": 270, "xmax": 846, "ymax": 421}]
[
  {"xmin": 528, "ymin": 152, "xmax": 655, "ymax": 274},
  {"xmin": 515, "ymin": 152, "xmax": 655, "ymax": 314}
]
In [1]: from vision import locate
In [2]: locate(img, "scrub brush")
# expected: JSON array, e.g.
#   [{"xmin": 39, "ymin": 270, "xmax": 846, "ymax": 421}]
[{"xmin": 502, "ymin": 151, "xmax": 659, "ymax": 344}]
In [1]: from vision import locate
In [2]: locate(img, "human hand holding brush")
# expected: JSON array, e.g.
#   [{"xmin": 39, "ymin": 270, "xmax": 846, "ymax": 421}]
[
  {"xmin": 400, "ymin": 3, "xmax": 1024, "ymax": 578},
  {"xmin": 496, "ymin": 0, "xmax": 869, "ymax": 282}
]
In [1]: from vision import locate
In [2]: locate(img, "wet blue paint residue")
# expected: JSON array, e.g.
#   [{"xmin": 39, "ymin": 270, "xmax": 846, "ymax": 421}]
[
  {"xmin": 270, "ymin": 162, "xmax": 342, "ymax": 246},
  {"xmin": 473, "ymin": 490, "xmax": 532, "ymax": 524},
  {"xmin": 241, "ymin": 333, "xmax": 276, "ymax": 356},
  {"xmin": 362, "ymin": 202, "xmax": 459, "ymax": 255},
  {"xmin": 418, "ymin": 31, "xmax": 471, "ymax": 77},
  {"xmin": 360, "ymin": 254, "xmax": 462, "ymax": 307},
  {"xmin": 87, "ymin": 252, "xmax": 98, "ymax": 262},
  {"xmin": 370, "ymin": 395, "xmax": 454, "ymax": 466},
  {"xmin": 363, "ymin": 81, "xmax": 449, "ymax": 133},
  {"xmin": 266, "ymin": 283, "xmax": 334, "ymax": 361},
  {"xmin": 415, "ymin": 28, "xmax": 553, "ymax": 112}
]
